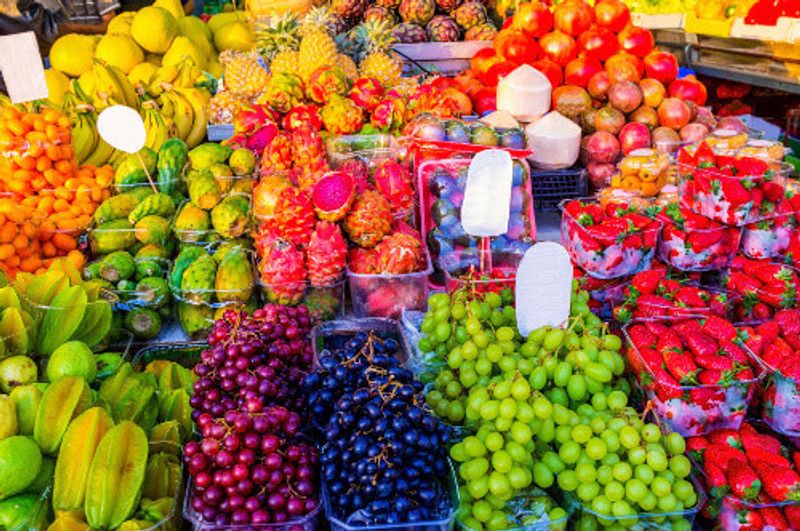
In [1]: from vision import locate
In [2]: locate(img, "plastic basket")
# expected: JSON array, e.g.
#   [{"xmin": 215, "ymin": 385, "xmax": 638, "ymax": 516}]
[
  {"xmin": 530, "ymin": 167, "xmax": 587, "ymax": 212},
  {"xmin": 348, "ymin": 250, "xmax": 433, "ymax": 319},
  {"xmin": 310, "ymin": 317, "xmax": 415, "ymax": 369},
  {"xmin": 131, "ymin": 341, "xmax": 207, "ymax": 370}
]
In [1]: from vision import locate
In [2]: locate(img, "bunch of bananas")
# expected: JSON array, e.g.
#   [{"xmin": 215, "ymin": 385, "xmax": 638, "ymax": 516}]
[{"xmin": 157, "ymin": 87, "xmax": 210, "ymax": 149}]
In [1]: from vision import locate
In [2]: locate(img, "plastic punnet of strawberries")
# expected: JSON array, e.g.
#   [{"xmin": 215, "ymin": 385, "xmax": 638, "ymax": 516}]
[
  {"xmin": 560, "ymin": 199, "xmax": 662, "ymax": 280},
  {"xmin": 656, "ymin": 203, "xmax": 742, "ymax": 271},
  {"xmin": 624, "ymin": 316, "xmax": 760, "ymax": 437},
  {"xmin": 739, "ymin": 309, "xmax": 800, "ymax": 436},
  {"xmin": 687, "ymin": 422, "xmax": 800, "ymax": 528},
  {"xmin": 677, "ymin": 142, "xmax": 789, "ymax": 226},
  {"xmin": 722, "ymin": 257, "xmax": 800, "ymax": 322},
  {"xmin": 612, "ymin": 269, "xmax": 735, "ymax": 323},
  {"xmin": 741, "ymin": 208, "xmax": 798, "ymax": 261}
]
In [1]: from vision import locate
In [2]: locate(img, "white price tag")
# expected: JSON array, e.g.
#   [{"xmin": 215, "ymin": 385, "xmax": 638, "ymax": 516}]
[
  {"xmin": 515, "ymin": 242, "xmax": 573, "ymax": 336},
  {"xmin": 97, "ymin": 105, "xmax": 146, "ymax": 154},
  {"xmin": 461, "ymin": 149, "xmax": 513, "ymax": 237},
  {"xmin": 0, "ymin": 32, "xmax": 48, "ymax": 103}
]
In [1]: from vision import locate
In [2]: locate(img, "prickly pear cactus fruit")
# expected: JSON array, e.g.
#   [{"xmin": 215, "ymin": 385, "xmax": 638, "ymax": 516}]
[
  {"xmin": 92, "ymin": 220, "xmax": 137, "ymax": 255},
  {"xmin": 214, "ymin": 249, "xmax": 254, "ymax": 303},
  {"xmin": 187, "ymin": 143, "xmax": 233, "ymax": 170},
  {"xmin": 84, "ymin": 421, "xmax": 149, "ymax": 529},
  {"xmin": 115, "ymin": 148, "xmax": 157, "ymax": 187},
  {"xmin": 180, "ymin": 255, "xmax": 217, "ymax": 303},
  {"xmin": 156, "ymin": 138, "xmax": 188, "ymax": 194},
  {"xmin": 128, "ymin": 193, "xmax": 176, "ymax": 224},
  {"xmin": 169, "ymin": 247, "xmax": 207, "ymax": 295},
  {"xmin": 135, "ymin": 216, "xmax": 170, "ymax": 246},
  {"xmin": 177, "ymin": 301, "xmax": 214, "ymax": 339},
  {"xmin": 34, "ymin": 376, "xmax": 93, "ymax": 455},
  {"xmin": 100, "ymin": 251, "xmax": 136, "ymax": 283},
  {"xmin": 211, "ymin": 195, "xmax": 250, "ymax": 239},
  {"xmin": 53, "ymin": 407, "xmax": 114, "ymax": 512},
  {"xmin": 94, "ymin": 194, "xmax": 139, "ymax": 225},
  {"xmin": 188, "ymin": 170, "xmax": 222, "ymax": 210},
  {"xmin": 173, "ymin": 203, "xmax": 210, "ymax": 242}
]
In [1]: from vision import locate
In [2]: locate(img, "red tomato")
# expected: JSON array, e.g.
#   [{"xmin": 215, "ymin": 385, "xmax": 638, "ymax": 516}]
[
  {"xmin": 554, "ymin": 0, "xmax": 595, "ymax": 36},
  {"xmin": 539, "ymin": 30, "xmax": 577, "ymax": 66},
  {"xmin": 513, "ymin": 1, "xmax": 554, "ymax": 38},
  {"xmin": 496, "ymin": 30, "xmax": 539, "ymax": 64},
  {"xmin": 594, "ymin": 0, "xmax": 630, "ymax": 32},
  {"xmin": 484, "ymin": 61, "xmax": 518, "ymax": 87},
  {"xmin": 618, "ymin": 25, "xmax": 654, "ymax": 58},
  {"xmin": 474, "ymin": 87, "xmax": 497, "ymax": 115},
  {"xmin": 532, "ymin": 58, "xmax": 564, "ymax": 89},
  {"xmin": 471, "ymin": 47, "xmax": 501, "ymax": 78},
  {"xmin": 577, "ymin": 25, "xmax": 618, "ymax": 62}
]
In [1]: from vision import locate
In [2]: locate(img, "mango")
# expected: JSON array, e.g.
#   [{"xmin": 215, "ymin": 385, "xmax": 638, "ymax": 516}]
[
  {"xmin": 34, "ymin": 376, "xmax": 93, "ymax": 454},
  {"xmin": 0, "ymin": 436, "xmax": 42, "ymax": 500}
]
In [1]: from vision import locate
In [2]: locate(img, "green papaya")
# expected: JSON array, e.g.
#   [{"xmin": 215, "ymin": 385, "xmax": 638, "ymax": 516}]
[
  {"xmin": 128, "ymin": 194, "xmax": 176, "ymax": 225},
  {"xmin": 156, "ymin": 138, "xmax": 188, "ymax": 195},
  {"xmin": 124, "ymin": 308, "xmax": 162, "ymax": 340},
  {"xmin": 169, "ymin": 247, "xmax": 208, "ymax": 296},
  {"xmin": 100, "ymin": 251, "xmax": 136, "ymax": 283},
  {"xmin": 177, "ymin": 301, "xmax": 214, "ymax": 339},
  {"xmin": 114, "ymin": 148, "xmax": 157, "ymax": 188},
  {"xmin": 173, "ymin": 203, "xmax": 210, "ymax": 243},
  {"xmin": 187, "ymin": 143, "xmax": 232, "ymax": 170},
  {"xmin": 94, "ymin": 194, "xmax": 138, "ymax": 225},
  {"xmin": 211, "ymin": 194, "xmax": 249, "ymax": 239},
  {"xmin": 215, "ymin": 249, "xmax": 253, "ymax": 303},
  {"xmin": 180, "ymin": 255, "xmax": 217, "ymax": 303},
  {"xmin": 134, "ymin": 215, "xmax": 170, "ymax": 246},
  {"xmin": 91, "ymin": 220, "xmax": 136, "ymax": 255},
  {"xmin": 188, "ymin": 169, "xmax": 221, "ymax": 210}
]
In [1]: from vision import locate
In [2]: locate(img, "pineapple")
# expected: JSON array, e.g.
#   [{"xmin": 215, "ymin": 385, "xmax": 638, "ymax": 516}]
[
  {"xmin": 270, "ymin": 50, "xmax": 299, "ymax": 76},
  {"xmin": 351, "ymin": 21, "xmax": 403, "ymax": 88},
  {"xmin": 298, "ymin": 28, "xmax": 338, "ymax": 83},
  {"xmin": 220, "ymin": 51, "xmax": 270, "ymax": 99},
  {"xmin": 209, "ymin": 91, "xmax": 248, "ymax": 125},
  {"xmin": 344, "ymin": 190, "xmax": 393, "ymax": 248},
  {"xmin": 337, "ymin": 54, "xmax": 358, "ymax": 80},
  {"xmin": 306, "ymin": 221, "xmax": 347, "ymax": 287},
  {"xmin": 303, "ymin": 5, "xmax": 349, "ymax": 36},
  {"xmin": 255, "ymin": 11, "xmax": 301, "ymax": 61},
  {"xmin": 360, "ymin": 52, "xmax": 402, "ymax": 89}
]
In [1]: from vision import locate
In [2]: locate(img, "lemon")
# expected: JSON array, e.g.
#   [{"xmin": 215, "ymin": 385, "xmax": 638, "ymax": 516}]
[
  {"xmin": 46, "ymin": 341, "xmax": 96, "ymax": 384},
  {"xmin": 107, "ymin": 12, "xmax": 135, "ymax": 35},
  {"xmin": 44, "ymin": 70, "xmax": 70, "ymax": 106},
  {"xmin": 95, "ymin": 34, "xmax": 144, "ymax": 74},
  {"xmin": 50, "ymin": 34, "xmax": 96, "ymax": 77},
  {"xmin": 153, "ymin": 0, "xmax": 184, "ymax": 19},
  {"xmin": 213, "ymin": 21, "xmax": 253, "ymax": 52},
  {"xmin": 131, "ymin": 6, "xmax": 177, "ymax": 54}
]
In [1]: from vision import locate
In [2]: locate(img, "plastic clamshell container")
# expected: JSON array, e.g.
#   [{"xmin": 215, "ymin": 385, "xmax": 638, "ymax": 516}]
[
  {"xmin": 559, "ymin": 198, "xmax": 662, "ymax": 280},
  {"xmin": 184, "ymin": 479, "xmax": 321, "ymax": 531},
  {"xmin": 721, "ymin": 262, "xmax": 800, "ymax": 322},
  {"xmin": 325, "ymin": 134, "xmax": 404, "ymax": 168},
  {"xmin": 348, "ymin": 250, "xmax": 433, "ymax": 319},
  {"xmin": 439, "ymin": 247, "xmax": 521, "ymax": 295},
  {"xmin": 741, "ymin": 214, "xmax": 796, "ymax": 260},
  {"xmin": 612, "ymin": 148, "xmax": 671, "ymax": 198},
  {"xmin": 567, "ymin": 475, "xmax": 706, "ymax": 530},
  {"xmin": 718, "ymin": 496, "xmax": 800, "ymax": 531},
  {"xmin": 132, "ymin": 341, "xmax": 207, "ymax": 370},
  {"xmin": 609, "ymin": 283, "xmax": 739, "ymax": 323},
  {"xmin": 310, "ymin": 317, "xmax": 415, "ymax": 369},
  {"xmin": 657, "ymin": 218, "xmax": 742, "ymax": 271},
  {"xmin": 622, "ymin": 322, "xmax": 761, "ymax": 437},
  {"xmin": 321, "ymin": 459, "xmax": 458, "ymax": 531},
  {"xmin": 417, "ymin": 157, "xmax": 535, "ymax": 287},
  {"xmin": 760, "ymin": 370, "xmax": 800, "ymax": 437},
  {"xmin": 257, "ymin": 271, "xmax": 346, "ymax": 321}
]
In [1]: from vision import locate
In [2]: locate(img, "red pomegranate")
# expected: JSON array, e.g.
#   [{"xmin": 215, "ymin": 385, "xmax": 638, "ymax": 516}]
[
  {"xmin": 618, "ymin": 122, "xmax": 651, "ymax": 154},
  {"xmin": 639, "ymin": 78, "xmax": 666, "ymax": 108},
  {"xmin": 680, "ymin": 123, "xmax": 710, "ymax": 143},
  {"xmin": 539, "ymin": 30, "xmax": 578, "ymax": 66},
  {"xmin": 552, "ymin": 85, "xmax": 593, "ymax": 121},
  {"xmin": 669, "ymin": 76, "xmax": 708, "ymax": 106},
  {"xmin": 583, "ymin": 130, "xmax": 621, "ymax": 164},
  {"xmin": 605, "ymin": 52, "xmax": 643, "ymax": 83},
  {"xmin": 630, "ymin": 106, "xmax": 659, "ymax": 129},
  {"xmin": 532, "ymin": 59, "xmax": 564, "ymax": 89},
  {"xmin": 643, "ymin": 50, "xmax": 679, "ymax": 84},
  {"xmin": 594, "ymin": 0, "xmax": 630, "ymax": 32},
  {"xmin": 608, "ymin": 81, "xmax": 643, "ymax": 114},
  {"xmin": 577, "ymin": 26, "xmax": 619, "ymax": 62},
  {"xmin": 618, "ymin": 25, "xmax": 654, "ymax": 58},
  {"xmin": 588, "ymin": 71, "xmax": 611, "ymax": 101},
  {"xmin": 658, "ymin": 97, "xmax": 692, "ymax": 130},
  {"xmin": 594, "ymin": 106, "xmax": 626, "ymax": 135},
  {"xmin": 554, "ymin": 0, "xmax": 595, "ymax": 36},
  {"xmin": 565, "ymin": 57, "xmax": 603, "ymax": 88},
  {"xmin": 514, "ymin": 1, "xmax": 554, "ymax": 38}
]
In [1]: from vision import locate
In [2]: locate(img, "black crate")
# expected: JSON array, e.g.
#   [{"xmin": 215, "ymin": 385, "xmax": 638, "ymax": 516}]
[{"xmin": 531, "ymin": 167, "xmax": 588, "ymax": 211}]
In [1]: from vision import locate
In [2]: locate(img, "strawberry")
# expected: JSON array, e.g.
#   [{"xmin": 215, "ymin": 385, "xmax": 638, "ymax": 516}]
[
  {"xmin": 586, "ymin": 224, "xmax": 619, "ymax": 247},
  {"xmin": 720, "ymin": 179, "xmax": 752, "ymax": 206},
  {"xmin": 652, "ymin": 370, "xmax": 683, "ymax": 400},
  {"xmin": 776, "ymin": 309, "xmax": 800, "ymax": 336},
  {"xmin": 734, "ymin": 157, "xmax": 770, "ymax": 177},
  {"xmin": 563, "ymin": 200, "xmax": 585, "ymax": 220},
  {"xmin": 762, "ymin": 341, "xmax": 791, "ymax": 371},
  {"xmin": 672, "ymin": 319, "xmax": 702, "ymax": 339},
  {"xmin": 756, "ymin": 320, "xmax": 781, "ymax": 344},
  {"xmin": 725, "ymin": 271, "xmax": 762, "ymax": 295},
  {"xmin": 745, "ymin": 445, "xmax": 791, "ymax": 469},
  {"xmin": 785, "ymin": 504, "xmax": 800, "ymax": 525},
  {"xmin": 638, "ymin": 346, "xmax": 664, "ymax": 372},
  {"xmin": 688, "ymin": 230, "xmax": 723, "ymax": 253},
  {"xmin": 708, "ymin": 429, "xmax": 743, "ymax": 449},
  {"xmin": 702, "ymin": 315, "xmax": 738, "ymax": 343},
  {"xmin": 631, "ymin": 270, "xmax": 665, "ymax": 295},
  {"xmin": 621, "ymin": 234, "xmax": 642, "ymax": 250},
  {"xmin": 628, "ymin": 324, "xmax": 657, "ymax": 348},
  {"xmin": 624, "ymin": 213, "xmax": 652, "ymax": 229},
  {"xmin": 704, "ymin": 444, "xmax": 747, "ymax": 471},
  {"xmin": 686, "ymin": 435, "xmax": 709, "ymax": 460},
  {"xmin": 690, "ymin": 386, "xmax": 725, "ymax": 411},
  {"xmin": 740, "ymin": 422, "xmax": 784, "ymax": 453},
  {"xmin": 685, "ymin": 331, "xmax": 720, "ymax": 359},
  {"xmin": 759, "ymin": 280, "xmax": 791, "ymax": 308},
  {"xmin": 752, "ymin": 262, "xmax": 787, "ymax": 284},
  {"xmin": 758, "ymin": 506, "xmax": 788, "ymax": 530},
  {"xmin": 705, "ymin": 462, "xmax": 731, "ymax": 499},
  {"xmin": 579, "ymin": 235, "xmax": 603, "ymax": 254},
  {"xmin": 755, "ymin": 463, "xmax": 800, "ymax": 502},
  {"xmin": 698, "ymin": 369, "xmax": 723, "ymax": 385},
  {"xmin": 694, "ymin": 141, "xmax": 716, "ymax": 166},
  {"xmin": 718, "ymin": 340, "xmax": 750, "ymax": 365},
  {"xmin": 709, "ymin": 293, "xmax": 730, "ymax": 317},
  {"xmin": 763, "ymin": 181, "xmax": 784, "ymax": 203},
  {"xmin": 663, "ymin": 350, "xmax": 699, "ymax": 384},
  {"xmin": 657, "ymin": 330, "xmax": 683, "ymax": 353},
  {"xmin": 733, "ymin": 506, "xmax": 764, "ymax": 529},
  {"xmin": 728, "ymin": 459, "xmax": 762, "ymax": 500},
  {"xmin": 643, "ymin": 320, "xmax": 670, "ymax": 337},
  {"xmin": 674, "ymin": 286, "xmax": 709, "ymax": 308}
]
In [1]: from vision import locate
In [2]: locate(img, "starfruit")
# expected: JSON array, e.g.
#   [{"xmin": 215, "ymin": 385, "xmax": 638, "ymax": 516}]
[
  {"xmin": 84, "ymin": 421, "xmax": 148, "ymax": 530},
  {"xmin": 158, "ymin": 389, "xmax": 192, "ymax": 438},
  {"xmin": 33, "ymin": 376, "xmax": 93, "ymax": 455},
  {"xmin": 156, "ymin": 362, "xmax": 194, "ymax": 394},
  {"xmin": 0, "ymin": 395, "xmax": 17, "ymax": 439},
  {"xmin": 111, "ymin": 373, "xmax": 159, "ymax": 432},
  {"xmin": 8, "ymin": 385, "xmax": 40, "ymax": 436},
  {"xmin": 0, "ymin": 286, "xmax": 20, "ymax": 309},
  {"xmin": 117, "ymin": 520, "xmax": 156, "ymax": 531},
  {"xmin": 70, "ymin": 300, "xmax": 112, "ymax": 349},
  {"xmin": 143, "ymin": 360, "xmax": 171, "ymax": 380},
  {"xmin": 24, "ymin": 270, "xmax": 70, "ymax": 308},
  {"xmin": 142, "ymin": 453, "xmax": 182, "ymax": 500},
  {"xmin": 136, "ymin": 497, "xmax": 175, "ymax": 523},
  {"xmin": 98, "ymin": 362, "xmax": 134, "ymax": 402},
  {"xmin": 53, "ymin": 407, "xmax": 114, "ymax": 512},
  {"xmin": 148, "ymin": 421, "xmax": 181, "ymax": 455},
  {"xmin": 47, "ymin": 512, "xmax": 91, "ymax": 531},
  {"xmin": 0, "ymin": 308, "xmax": 31, "ymax": 357},
  {"xmin": 38, "ymin": 286, "xmax": 88, "ymax": 356}
]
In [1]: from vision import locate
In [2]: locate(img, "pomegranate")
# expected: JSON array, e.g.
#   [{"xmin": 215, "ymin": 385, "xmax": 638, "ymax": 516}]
[
  {"xmin": 608, "ymin": 81, "xmax": 642, "ymax": 114},
  {"xmin": 532, "ymin": 59, "xmax": 564, "ymax": 89},
  {"xmin": 484, "ymin": 62, "xmax": 518, "ymax": 87},
  {"xmin": 514, "ymin": 1, "xmax": 554, "ymax": 38},
  {"xmin": 669, "ymin": 76, "xmax": 708, "ymax": 106},
  {"xmin": 471, "ymin": 47, "xmax": 501, "ymax": 79},
  {"xmin": 583, "ymin": 130, "xmax": 621, "ymax": 164},
  {"xmin": 694, "ymin": 106, "xmax": 718, "ymax": 129},
  {"xmin": 630, "ymin": 106, "xmax": 659, "ymax": 129},
  {"xmin": 618, "ymin": 122, "xmax": 651, "ymax": 155},
  {"xmin": 595, "ymin": 0, "xmax": 630, "ymax": 32},
  {"xmin": 552, "ymin": 85, "xmax": 593, "ymax": 122},
  {"xmin": 588, "ymin": 71, "xmax": 611, "ymax": 101},
  {"xmin": 717, "ymin": 116, "xmax": 748, "ymax": 134},
  {"xmin": 587, "ymin": 162, "xmax": 617, "ymax": 190},
  {"xmin": 594, "ymin": 106, "xmax": 626, "ymax": 135},
  {"xmin": 658, "ymin": 97, "xmax": 692, "ymax": 130},
  {"xmin": 680, "ymin": 122, "xmax": 710, "ymax": 143},
  {"xmin": 564, "ymin": 57, "xmax": 602, "ymax": 88},
  {"xmin": 582, "ymin": 108, "xmax": 598, "ymax": 134},
  {"xmin": 643, "ymin": 50, "xmax": 678, "ymax": 84},
  {"xmin": 618, "ymin": 25, "xmax": 654, "ymax": 58},
  {"xmin": 577, "ymin": 26, "xmax": 618, "ymax": 62},
  {"xmin": 539, "ymin": 30, "xmax": 578, "ymax": 66},
  {"xmin": 554, "ymin": 0, "xmax": 595, "ymax": 36},
  {"xmin": 605, "ymin": 52, "xmax": 642, "ymax": 83},
  {"xmin": 652, "ymin": 126, "xmax": 682, "ymax": 154},
  {"xmin": 639, "ymin": 78, "xmax": 666, "ymax": 108}
]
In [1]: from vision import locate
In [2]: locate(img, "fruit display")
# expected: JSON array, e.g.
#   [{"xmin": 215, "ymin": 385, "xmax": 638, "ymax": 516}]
[
  {"xmin": 624, "ymin": 317, "xmax": 760, "ymax": 436},
  {"xmin": 560, "ymin": 199, "xmax": 662, "ymax": 279},
  {"xmin": 418, "ymin": 157, "xmax": 534, "ymax": 285},
  {"xmin": 409, "ymin": 114, "xmax": 529, "ymax": 152},
  {"xmin": 611, "ymin": 268, "xmax": 734, "ymax": 323},
  {"xmin": 657, "ymin": 203, "xmax": 742, "ymax": 271},
  {"xmin": 721, "ymin": 256, "xmax": 800, "ymax": 322},
  {"xmin": 677, "ymin": 140, "xmax": 792, "ymax": 226},
  {"xmin": 688, "ymin": 421, "xmax": 800, "ymax": 528},
  {"xmin": 609, "ymin": 147, "xmax": 671, "ymax": 197},
  {"xmin": 741, "ymin": 199, "xmax": 798, "ymax": 260}
]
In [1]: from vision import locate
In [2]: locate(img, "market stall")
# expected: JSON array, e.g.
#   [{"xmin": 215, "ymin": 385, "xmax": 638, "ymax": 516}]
[{"xmin": 0, "ymin": 0, "xmax": 799, "ymax": 529}]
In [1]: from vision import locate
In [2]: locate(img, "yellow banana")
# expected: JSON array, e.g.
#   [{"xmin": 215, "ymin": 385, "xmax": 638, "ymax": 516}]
[
  {"xmin": 148, "ymin": 64, "xmax": 180, "ymax": 97},
  {"xmin": 162, "ymin": 91, "xmax": 193, "ymax": 141},
  {"xmin": 158, "ymin": 92, "xmax": 176, "ymax": 120},
  {"xmin": 140, "ymin": 101, "xmax": 172, "ymax": 151},
  {"xmin": 91, "ymin": 62, "xmax": 128, "ymax": 110},
  {"xmin": 83, "ymin": 136, "xmax": 115, "ymax": 167},
  {"xmin": 173, "ymin": 59, "xmax": 200, "ymax": 89},
  {"xmin": 173, "ymin": 87, "xmax": 207, "ymax": 148},
  {"xmin": 72, "ymin": 110, "xmax": 99, "ymax": 164},
  {"xmin": 106, "ymin": 65, "xmax": 139, "ymax": 109}
]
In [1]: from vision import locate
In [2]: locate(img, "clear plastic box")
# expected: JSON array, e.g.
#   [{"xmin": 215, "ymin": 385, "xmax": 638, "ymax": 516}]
[
  {"xmin": 348, "ymin": 250, "xmax": 433, "ymax": 319},
  {"xmin": 741, "ymin": 214, "xmax": 796, "ymax": 260},
  {"xmin": 623, "ymin": 322, "xmax": 761, "ymax": 436},
  {"xmin": 325, "ymin": 134, "xmax": 404, "ymax": 169},
  {"xmin": 657, "ymin": 215, "xmax": 741, "ymax": 271},
  {"xmin": 310, "ymin": 317, "xmax": 415, "ymax": 370},
  {"xmin": 609, "ymin": 282, "xmax": 738, "ymax": 323},
  {"xmin": 721, "ymin": 261, "xmax": 800, "ymax": 322},
  {"xmin": 439, "ymin": 248, "xmax": 521, "ymax": 296},
  {"xmin": 718, "ymin": 497, "xmax": 800, "ymax": 531}
]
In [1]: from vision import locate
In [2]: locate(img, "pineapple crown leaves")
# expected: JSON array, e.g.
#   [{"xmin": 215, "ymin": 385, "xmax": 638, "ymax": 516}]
[
  {"xmin": 301, "ymin": 6, "xmax": 344, "ymax": 38},
  {"xmin": 344, "ymin": 20, "xmax": 397, "ymax": 62},
  {"xmin": 255, "ymin": 12, "xmax": 302, "ymax": 59}
]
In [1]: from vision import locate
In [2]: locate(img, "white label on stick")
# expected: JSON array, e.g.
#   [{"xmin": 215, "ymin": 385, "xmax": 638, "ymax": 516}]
[
  {"xmin": 97, "ymin": 105, "xmax": 146, "ymax": 154},
  {"xmin": 516, "ymin": 242, "xmax": 573, "ymax": 337},
  {"xmin": 461, "ymin": 149, "xmax": 513, "ymax": 237},
  {"xmin": 0, "ymin": 32, "xmax": 48, "ymax": 103}
]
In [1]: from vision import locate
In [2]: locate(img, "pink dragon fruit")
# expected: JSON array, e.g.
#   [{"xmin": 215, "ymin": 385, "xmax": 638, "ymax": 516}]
[
  {"xmin": 234, "ymin": 104, "xmax": 276, "ymax": 134},
  {"xmin": 373, "ymin": 159, "xmax": 414, "ymax": 212},
  {"xmin": 306, "ymin": 66, "xmax": 350, "ymax": 104},
  {"xmin": 349, "ymin": 78, "xmax": 385, "ymax": 112},
  {"xmin": 245, "ymin": 122, "xmax": 279, "ymax": 156},
  {"xmin": 282, "ymin": 105, "xmax": 322, "ymax": 131},
  {"xmin": 371, "ymin": 97, "xmax": 406, "ymax": 133},
  {"xmin": 338, "ymin": 158, "xmax": 371, "ymax": 194}
]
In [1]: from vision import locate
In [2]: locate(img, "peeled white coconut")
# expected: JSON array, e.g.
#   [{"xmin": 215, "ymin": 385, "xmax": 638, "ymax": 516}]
[
  {"xmin": 526, "ymin": 111, "xmax": 581, "ymax": 169},
  {"xmin": 496, "ymin": 64, "xmax": 552, "ymax": 123}
]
